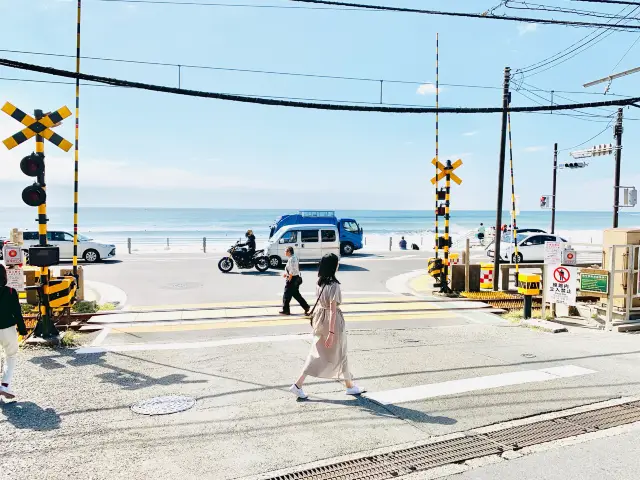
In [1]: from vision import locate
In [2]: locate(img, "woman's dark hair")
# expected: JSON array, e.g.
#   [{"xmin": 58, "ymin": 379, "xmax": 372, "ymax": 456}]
[
  {"xmin": 285, "ymin": 246, "xmax": 294, "ymax": 255},
  {"xmin": 0, "ymin": 264, "xmax": 7, "ymax": 288},
  {"xmin": 317, "ymin": 253, "xmax": 340, "ymax": 286}
]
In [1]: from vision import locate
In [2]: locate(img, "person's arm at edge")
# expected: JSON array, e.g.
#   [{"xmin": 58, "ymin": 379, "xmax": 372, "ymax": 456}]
[{"xmin": 12, "ymin": 289, "xmax": 27, "ymax": 335}]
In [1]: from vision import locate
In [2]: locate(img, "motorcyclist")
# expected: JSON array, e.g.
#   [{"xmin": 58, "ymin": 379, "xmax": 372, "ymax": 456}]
[{"xmin": 238, "ymin": 230, "xmax": 256, "ymax": 264}]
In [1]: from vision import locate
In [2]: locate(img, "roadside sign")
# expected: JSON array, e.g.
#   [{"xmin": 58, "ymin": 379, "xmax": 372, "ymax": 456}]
[
  {"xmin": 544, "ymin": 241, "xmax": 562, "ymax": 265},
  {"xmin": 546, "ymin": 265, "xmax": 577, "ymax": 306},
  {"xmin": 562, "ymin": 248, "xmax": 577, "ymax": 266},
  {"xmin": 6, "ymin": 267, "xmax": 24, "ymax": 291},
  {"xmin": 3, "ymin": 244, "xmax": 23, "ymax": 266},
  {"xmin": 580, "ymin": 270, "xmax": 608, "ymax": 295}
]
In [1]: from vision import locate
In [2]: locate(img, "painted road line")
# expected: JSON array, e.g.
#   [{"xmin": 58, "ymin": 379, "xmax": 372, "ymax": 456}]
[
  {"xmin": 276, "ymin": 291, "xmax": 398, "ymax": 297},
  {"xmin": 77, "ymin": 333, "xmax": 310, "ymax": 354},
  {"xmin": 107, "ymin": 310, "xmax": 458, "ymax": 334},
  {"xmin": 90, "ymin": 327, "xmax": 112, "ymax": 347},
  {"xmin": 128, "ymin": 296, "xmax": 417, "ymax": 312},
  {"xmin": 364, "ymin": 365, "xmax": 597, "ymax": 405}
]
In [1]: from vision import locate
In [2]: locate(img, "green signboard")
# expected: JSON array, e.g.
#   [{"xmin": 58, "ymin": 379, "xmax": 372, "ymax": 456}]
[{"xmin": 580, "ymin": 273, "xmax": 608, "ymax": 294}]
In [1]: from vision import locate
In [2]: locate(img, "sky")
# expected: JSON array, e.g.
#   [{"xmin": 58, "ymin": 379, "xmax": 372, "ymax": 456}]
[{"xmin": 0, "ymin": 0, "xmax": 639, "ymax": 212}]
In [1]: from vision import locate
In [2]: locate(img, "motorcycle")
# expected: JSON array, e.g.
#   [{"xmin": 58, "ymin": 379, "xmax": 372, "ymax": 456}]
[{"xmin": 218, "ymin": 241, "xmax": 270, "ymax": 273}]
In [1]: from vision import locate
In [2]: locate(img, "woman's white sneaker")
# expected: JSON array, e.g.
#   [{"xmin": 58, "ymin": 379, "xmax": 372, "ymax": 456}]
[
  {"xmin": 289, "ymin": 384, "xmax": 308, "ymax": 399},
  {"xmin": 346, "ymin": 385, "xmax": 366, "ymax": 396}
]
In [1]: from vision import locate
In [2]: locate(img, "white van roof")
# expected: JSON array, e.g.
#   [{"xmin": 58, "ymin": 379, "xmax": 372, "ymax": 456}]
[{"xmin": 281, "ymin": 224, "xmax": 337, "ymax": 230}]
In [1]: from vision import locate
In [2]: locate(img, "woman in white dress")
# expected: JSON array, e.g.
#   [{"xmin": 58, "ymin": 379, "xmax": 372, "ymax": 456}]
[{"xmin": 289, "ymin": 253, "xmax": 365, "ymax": 399}]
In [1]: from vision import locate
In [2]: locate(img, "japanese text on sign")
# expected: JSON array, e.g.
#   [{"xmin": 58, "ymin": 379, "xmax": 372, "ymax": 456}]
[{"xmin": 546, "ymin": 265, "xmax": 577, "ymax": 306}]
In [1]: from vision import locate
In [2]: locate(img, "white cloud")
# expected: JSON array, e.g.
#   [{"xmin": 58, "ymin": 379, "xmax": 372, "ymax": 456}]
[
  {"xmin": 463, "ymin": 131, "xmax": 478, "ymax": 137},
  {"xmin": 517, "ymin": 23, "xmax": 538, "ymax": 36},
  {"xmin": 416, "ymin": 84, "xmax": 439, "ymax": 95},
  {"xmin": 523, "ymin": 146, "xmax": 546, "ymax": 153}
]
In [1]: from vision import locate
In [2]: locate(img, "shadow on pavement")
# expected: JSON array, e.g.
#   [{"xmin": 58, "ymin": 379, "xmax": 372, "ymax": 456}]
[
  {"xmin": 0, "ymin": 401, "xmax": 61, "ymax": 431},
  {"xmin": 300, "ymin": 264, "xmax": 368, "ymax": 272},
  {"xmin": 304, "ymin": 396, "xmax": 457, "ymax": 425}
]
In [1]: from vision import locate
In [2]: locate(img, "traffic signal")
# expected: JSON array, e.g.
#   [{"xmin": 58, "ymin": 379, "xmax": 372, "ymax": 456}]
[
  {"xmin": 540, "ymin": 195, "xmax": 549, "ymax": 209},
  {"xmin": 19, "ymin": 152, "xmax": 46, "ymax": 207},
  {"xmin": 563, "ymin": 162, "xmax": 587, "ymax": 169}
]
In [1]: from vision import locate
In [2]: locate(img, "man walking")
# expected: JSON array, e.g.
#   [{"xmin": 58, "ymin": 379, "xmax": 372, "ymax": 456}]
[{"xmin": 280, "ymin": 247, "xmax": 310, "ymax": 316}]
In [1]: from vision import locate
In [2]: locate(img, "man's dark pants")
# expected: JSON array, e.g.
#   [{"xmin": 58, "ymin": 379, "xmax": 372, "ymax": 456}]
[{"xmin": 282, "ymin": 276, "xmax": 310, "ymax": 314}]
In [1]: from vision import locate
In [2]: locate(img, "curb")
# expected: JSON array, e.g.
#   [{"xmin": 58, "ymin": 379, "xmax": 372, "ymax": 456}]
[
  {"xmin": 385, "ymin": 269, "xmax": 430, "ymax": 297},
  {"xmin": 84, "ymin": 280, "xmax": 128, "ymax": 310},
  {"xmin": 521, "ymin": 319, "xmax": 568, "ymax": 333}
]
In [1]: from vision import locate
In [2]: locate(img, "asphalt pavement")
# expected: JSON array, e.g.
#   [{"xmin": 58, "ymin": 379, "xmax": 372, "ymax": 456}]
[{"xmin": 3, "ymin": 248, "xmax": 640, "ymax": 480}]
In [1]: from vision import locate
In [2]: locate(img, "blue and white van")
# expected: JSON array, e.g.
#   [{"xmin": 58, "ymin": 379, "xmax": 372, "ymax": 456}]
[{"xmin": 269, "ymin": 211, "xmax": 363, "ymax": 256}]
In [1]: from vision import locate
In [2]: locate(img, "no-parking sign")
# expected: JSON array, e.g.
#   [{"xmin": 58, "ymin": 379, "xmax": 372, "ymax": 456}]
[
  {"xmin": 3, "ymin": 244, "xmax": 23, "ymax": 266},
  {"xmin": 546, "ymin": 265, "xmax": 577, "ymax": 306}
]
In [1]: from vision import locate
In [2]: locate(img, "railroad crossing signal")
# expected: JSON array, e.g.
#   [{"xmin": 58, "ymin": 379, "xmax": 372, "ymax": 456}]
[
  {"xmin": 2, "ymin": 102, "xmax": 72, "ymax": 152},
  {"xmin": 430, "ymin": 158, "xmax": 463, "ymax": 185}
]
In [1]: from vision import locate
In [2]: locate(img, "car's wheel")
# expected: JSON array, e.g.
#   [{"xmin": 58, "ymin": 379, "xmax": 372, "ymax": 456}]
[
  {"xmin": 218, "ymin": 257, "xmax": 234, "ymax": 273},
  {"xmin": 84, "ymin": 249, "xmax": 100, "ymax": 263},
  {"xmin": 269, "ymin": 255, "xmax": 282, "ymax": 268},
  {"xmin": 512, "ymin": 252, "xmax": 523, "ymax": 264},
  {"xmin": 341, "ymin": 242, "xmax": 354, "ymax": 256},
  {"xmin": 255, "ymin": 257, "xmax": 269, "ymax": 272}
]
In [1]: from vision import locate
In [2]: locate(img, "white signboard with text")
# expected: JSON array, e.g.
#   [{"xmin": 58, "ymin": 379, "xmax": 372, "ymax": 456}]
[
  {"xmin": 546, "ymin": 265, "xmax": 577, "ymax": 306},
  {"xmin": 6, "ymin": 267, "xmax": 24, "ymax": 291},
  {"xmin": 3, "ymin": 244, "xmax": 23, "ymax": 266},
  {"xmin": 544, "ymin": 241, "xmax": 562, "ymax": 265}
]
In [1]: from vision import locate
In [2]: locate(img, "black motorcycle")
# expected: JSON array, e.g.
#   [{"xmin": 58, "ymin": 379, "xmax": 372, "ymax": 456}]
[{"xmin": 218, "ymin": 241, "xmax": 269, "ymax": 273}]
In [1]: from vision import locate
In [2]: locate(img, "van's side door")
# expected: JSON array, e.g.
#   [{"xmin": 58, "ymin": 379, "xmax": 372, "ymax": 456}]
[
  {"xmin": 299, "ymin": 229, "xmax": 321, "ymax": 262},
  {"xmin": 321, "ymin": 229, "xmax": 340, "ymax": 258}
]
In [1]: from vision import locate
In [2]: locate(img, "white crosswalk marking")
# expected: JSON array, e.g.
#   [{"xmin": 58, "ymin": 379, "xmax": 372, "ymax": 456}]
[{"xmin": 364, "ymin": 365, "xmax": 597, "ymax": 405}]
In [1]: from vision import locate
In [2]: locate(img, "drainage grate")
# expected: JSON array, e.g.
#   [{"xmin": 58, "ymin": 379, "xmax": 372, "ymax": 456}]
[
  {"xmin": 265, "ymin": 401, "xmax": 640, "ymax": 480},
  {"xmin": 563, "ymin": 405, "xmax": 640, "ymax": 430},
  {"xmin": 483, "ymin": 420, "xmax": 587, "ymax": 450}
]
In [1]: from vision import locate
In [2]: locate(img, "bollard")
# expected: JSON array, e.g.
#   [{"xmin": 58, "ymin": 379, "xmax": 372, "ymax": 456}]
[
  {"xmin": 518, "ymin": 273, "xmax": 541, "ymax": 319},
  {"xmin": 464, "ymin": 238, "xmax": 470, "ymax": 292},
  {"xmin": 166, "ymin": 238, "xmax": 170, "ymax": 250},
  {"xmin": 389, "ymin": 237, "xmax": 392, "ymax": 251},
  {"xmin": 480, "ymin": 263, "xmax": 493, "ymax": 291},
  {"xmin": 421, "ymin": 236, "xmax": 424, "ymax": 246},
  {"xmin": 203, "ymin": 237, "xmax": 207, "ymax": 253},
  {"xmin": 127, "ymin": 237, "xmax": 131, "ymax": 254},
  {"xmin": 365, "ymin": 237, "xmax": 367, "ymax": 246}
]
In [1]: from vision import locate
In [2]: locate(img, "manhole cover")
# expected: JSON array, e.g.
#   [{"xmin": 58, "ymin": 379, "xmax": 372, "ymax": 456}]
[
  {"xmin": 521, "ymin": 353, "xmax": 536, "ymax": 358},
  {"xmin": 131, "ymin": 396, "xmax": 196, "ymax": 416}
]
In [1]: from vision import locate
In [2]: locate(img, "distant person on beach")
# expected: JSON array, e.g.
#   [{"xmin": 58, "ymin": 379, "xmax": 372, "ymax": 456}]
[
  {"xmin": 477, "ymin": 223, "xmax": 485, "ymax": 245},
  {"xmin": 0, "ymin": 264, "xmax": 28, "ymax": 400},
  {"xmin": 289, "ymin": 253, "xmax": 365, "ymax": 400},
  {"xmin": 280, "ymin": 247, "xmax": 310, "ymax": 316},
  {"xmin": 399, "ymin": 237, "xmax": 407, "ymax": 250}
]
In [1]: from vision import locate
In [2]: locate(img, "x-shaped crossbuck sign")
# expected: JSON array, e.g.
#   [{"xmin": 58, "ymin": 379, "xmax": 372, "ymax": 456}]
[
  {"xmin": 2, "ymin": 102, "xmax": 72, "ymax": 152},
  {"xmin": 430, "ymin": 158, "xmax": 463, "ymax": 185}
]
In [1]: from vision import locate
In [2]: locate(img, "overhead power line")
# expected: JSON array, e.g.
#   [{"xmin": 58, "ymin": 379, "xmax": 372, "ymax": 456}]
[
  {"xmin": 85, "ymin": 0, "xmax": 640, "ymax": 29},
  {"xmin": 0, "ymin": 47, "xmax": 633, "ymax": 98},
  {"xmin": 572, "ymin": 1, "xmax": 640, "ymax": 5},
  {"xmin": 1, "ymin": 57, "xmax": 639, "ymax": 114}
]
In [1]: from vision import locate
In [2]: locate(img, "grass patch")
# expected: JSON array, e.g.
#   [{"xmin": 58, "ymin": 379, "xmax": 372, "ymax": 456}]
[
  {"xmin": 72, "ymin": 300, "xmax": 99, "ymax": 314},
  {"xmin": 60, "ymin": 331, "xmax": 81, "ymax": 347},
  {"xmin": 99, "ymin": 302, "xmax": 117, "ymax": 311},
  {"xmin": 501, "ymin": 309, "xmax": 555, "ymax": 321},
  {"xmin": 21, "ymin": 303, "xmax": 35, "ymax": 315}
]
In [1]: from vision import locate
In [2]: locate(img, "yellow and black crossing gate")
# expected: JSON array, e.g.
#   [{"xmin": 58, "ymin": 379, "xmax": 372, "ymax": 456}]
[
  {"xmin": 2, "ymin": 103, "xmax": 73, "ymax": 152},
  {"xmin": 430, "ymin": 158, "xmax": 462, "ymax": 293}
]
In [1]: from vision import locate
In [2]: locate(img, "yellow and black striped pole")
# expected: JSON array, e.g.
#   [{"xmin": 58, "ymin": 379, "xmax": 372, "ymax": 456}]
[
  {"xmin": 507, "ymin": 111, "xmax": 520, "ymax": 284},
  {"xmin": 72, "ymin": 0, "xmax": 82, "ymax": 276},
  {"xmin": 34, "ymin": 109, "xmax": 54, "ymax": 338},
  {"xmin": 441, "ymin": 159, "xmax": 452, "ymax": 292},
  {"xmin": 434, "ymin": 32, "xmax": 440, "ymax": 258}
]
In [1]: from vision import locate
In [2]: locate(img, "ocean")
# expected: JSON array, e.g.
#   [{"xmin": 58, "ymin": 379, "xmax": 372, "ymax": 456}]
[{"xmin": 0, "ymin": 207, "xmax": 638, "ymax": 247}]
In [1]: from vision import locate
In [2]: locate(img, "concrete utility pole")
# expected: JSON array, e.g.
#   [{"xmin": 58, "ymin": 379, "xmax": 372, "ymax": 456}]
[
  {"xmin": 493, "ymin": 67, "xmax": 511, "ymax": 291},
  {"xmin": 551, "ymin": 143, "xmax": 558, "ymax": 234}
]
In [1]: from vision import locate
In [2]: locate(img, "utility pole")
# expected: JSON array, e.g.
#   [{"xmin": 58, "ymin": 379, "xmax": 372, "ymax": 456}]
[
  {"xmin": 613, "ymin": 108, "xmax": 623, "ymax": 228},
  {"xmin": 551, "ymin": 143, "xmax": 558, "ymax": 234},
  {"xmin": 493, "ymin": 67, "xmax": 511, "ymax": 291}
]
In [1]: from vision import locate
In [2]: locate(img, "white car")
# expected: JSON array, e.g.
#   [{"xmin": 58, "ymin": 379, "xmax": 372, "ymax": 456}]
[
  {"xmin": 492, "ymin": 233, "xmax": 567, "ymax": 263},
  {"xmin": 22, "ymin": 231, "xmax": 116, "ymax": 263}
]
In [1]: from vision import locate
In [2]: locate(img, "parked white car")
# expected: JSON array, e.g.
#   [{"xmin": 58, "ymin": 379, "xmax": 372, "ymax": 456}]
[
  {"xmin": 490, "ymin": 233, "xmax": 567, "ymax": 263},
  {"xmin": 265, "ymin": 224, "xmax": 340, "ymax": 268},
  {"xmin": 22, "ymin": 231, "xmax": 116, "ymax": 263}
]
